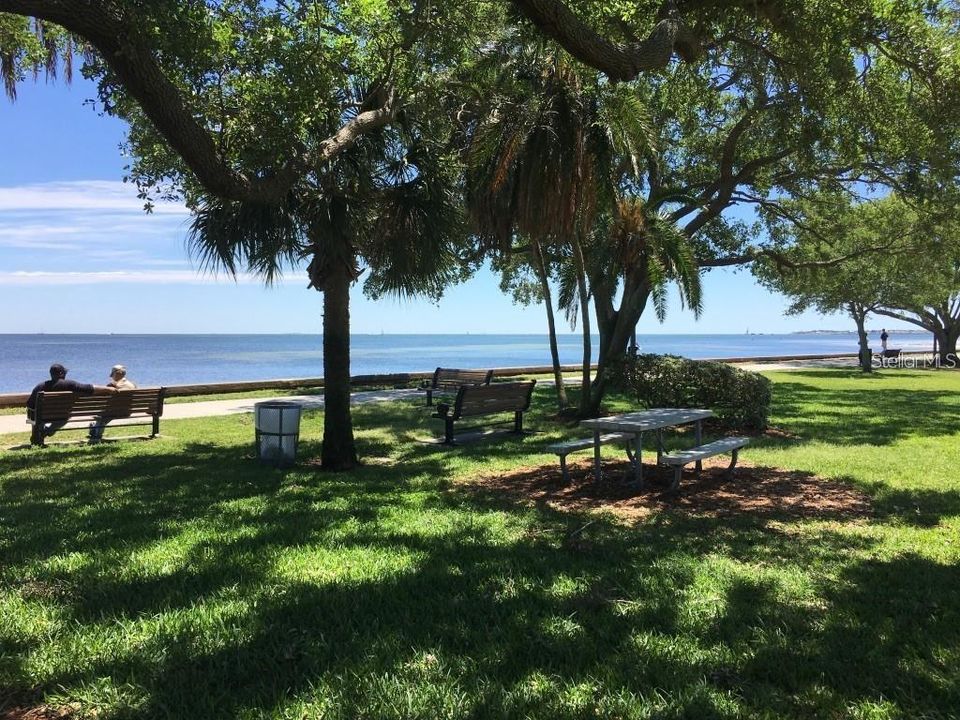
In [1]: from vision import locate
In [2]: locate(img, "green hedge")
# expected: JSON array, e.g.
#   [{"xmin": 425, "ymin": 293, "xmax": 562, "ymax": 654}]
[{"xmin": 613, "ymin": 354, "xmax": 771, "ymax": 431}]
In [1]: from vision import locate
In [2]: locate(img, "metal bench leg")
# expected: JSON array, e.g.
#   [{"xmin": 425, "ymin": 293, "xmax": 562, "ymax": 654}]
[
  {"xmin": 444, "ymin": 418, "xmax": 455, "ymax": 444},
  {"xmin": 559, "ymin": 455, "xmax": 570, "ymax": 483},
  {"xmin": 514, "ymin": 410, "xmax": 523, "ymax": 433},
  {"xmin": 671, "ymin": 465, "xmax": 683, "ymax": 491},
  {"xmin": 633, "ymin": 432, "xmax": 644, "ymax": 487},
  {"xmin": 426, "ymin": 389, "xmax": 433, "ymax": 406},
  {"xmin": 656, "ymin": 428, "xmax": 663, "ymax": 466},
  {"xmin": 593, "ymin": 430, "xmax": 602, "ymax": 480},
  {"xmin": 726, "ymin": 449, "xmax": 739, "ymax": 476},
  {"xmin": 694, "ymin": 420, "xmax": 703, "ymax": 476},
  {"xmin": 30, "ymin": 425, "xmax": 43, "ymax": 447}
]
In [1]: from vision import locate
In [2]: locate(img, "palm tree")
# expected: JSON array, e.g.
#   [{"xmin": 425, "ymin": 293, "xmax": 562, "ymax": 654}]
[
  {"xmin": 189, "ymin": 90, "xmax": 465, "ymax": 469},
  {"xmin": 581, "ymin": 198, "xmax": 702, "ymax": 411},
  {"xmin": 464, "ymin": 44, "xmax": 657, "ymax": 413}
]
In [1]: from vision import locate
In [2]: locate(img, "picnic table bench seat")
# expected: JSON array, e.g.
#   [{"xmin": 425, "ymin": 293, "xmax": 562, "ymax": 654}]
[
  {"xmin": 421, "ymin": 367, "xmax": 494, "ymax": 406},
  {"xmin": 28, "ymin": 388, "xmax": 166, "ymax": 447},
  {"xmin": 432, "ymin": 380, "xmax": 535, "ymax": 444},
  {"xmin": 660, "ymin": 436, "xmax": 749, "ymax": 490},
  {"xmin": 547, "ymin": 432, "xmax": 634, "ymax": 482}
]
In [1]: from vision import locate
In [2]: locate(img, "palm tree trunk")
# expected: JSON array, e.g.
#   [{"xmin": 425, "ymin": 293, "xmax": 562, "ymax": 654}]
[
  {"xmin": 585, "ymin": 283, "xmax": 650, "ymax": 416},
  {"xmin": 532, "ymin": 241, "xmax": 568, "ymax": 411},
  {"xmin": 571, "ymin": 234, "xmax": 593, "ymax": 416},
  {"xmin": 320, "ymin": 256, "xmax": 358, "ymax": 470}
]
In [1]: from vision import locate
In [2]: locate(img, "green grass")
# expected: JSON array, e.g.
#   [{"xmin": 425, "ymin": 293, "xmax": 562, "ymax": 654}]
[{"xmin": 1, "ymin": 370, "xmax": 958, "ymax": 719}]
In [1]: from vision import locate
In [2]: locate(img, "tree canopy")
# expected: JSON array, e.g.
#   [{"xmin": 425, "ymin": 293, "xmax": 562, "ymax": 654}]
[{"xmin": 3, "ymin": 0, "xmax": 960, "ymax": 448}]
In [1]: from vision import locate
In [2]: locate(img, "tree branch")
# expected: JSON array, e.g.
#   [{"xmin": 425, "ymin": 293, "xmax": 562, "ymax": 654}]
[
  {"xmin": 507, "ymin": 0, "xmax": 700, "ymax": 81},
  {"xmin": 0, "ymin": 0, "xmax": 398, "ymax": 204}
]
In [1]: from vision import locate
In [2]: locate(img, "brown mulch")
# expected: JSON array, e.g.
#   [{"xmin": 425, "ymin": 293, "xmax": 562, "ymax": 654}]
[
  {"xmin": 461, "ymin": 457, "xmax": 873, "ymax": 522},
  {"xmin": 0, "ymin": 705, "xmax": 73, "ymax": 720}
]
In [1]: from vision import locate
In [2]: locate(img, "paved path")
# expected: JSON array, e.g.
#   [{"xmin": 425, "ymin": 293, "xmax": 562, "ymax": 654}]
[
  {"xmin": 0, "ymin": 388, "xmax": 424, "ymax": 437},
  {"xmin": 2, "ymin": 355, "xmax": 903, "ymax": 438}
]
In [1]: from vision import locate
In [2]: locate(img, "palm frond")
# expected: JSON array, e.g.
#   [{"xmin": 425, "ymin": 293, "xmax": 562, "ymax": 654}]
[
  {"xmin": 362, "ymin": 173, "xmax": 466, "ymax": 301},
  {"xmin": 187, "ymin": 197, "xmax": 305, "ymax": 284}
]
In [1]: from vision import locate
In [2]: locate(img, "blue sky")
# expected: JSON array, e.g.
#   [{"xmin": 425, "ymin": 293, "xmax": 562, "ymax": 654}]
[{"xmin": 0, "ymin": 75, "xmax": 910, "ymax": 335}]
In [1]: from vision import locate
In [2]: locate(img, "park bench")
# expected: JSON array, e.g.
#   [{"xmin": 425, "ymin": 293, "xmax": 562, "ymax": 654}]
[
  {"xmin": 432, "ymin": 380, "xmax": 536, "ymax": 444},
  {"xmin": 547, "ymin": 433, "xmax": 635, "ymax": 482},
  {"xmin": 878, "ymin": 348, "xmax": 902, "ymax": 360},
  {"xmin": 28, "ymin": 388, "xmax": 166, "ymax": 447},
  {"xmin": 660, "ymin": 436, "xmax": 749, "ymax": 491},
  {"xmin": 421, "ymin": 367, "xmax": 494, "ymax": 406}
]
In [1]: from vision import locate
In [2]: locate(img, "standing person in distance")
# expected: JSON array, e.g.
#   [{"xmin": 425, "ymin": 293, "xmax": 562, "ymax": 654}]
[{"xmin": 880, "ymin": 328, "xmax": 889, "ymax": 352}]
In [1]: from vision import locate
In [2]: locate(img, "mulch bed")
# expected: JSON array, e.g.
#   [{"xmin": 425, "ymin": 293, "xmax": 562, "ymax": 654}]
[
  {"xmin": 0, "ymin": 705, "xmax": 73, "ymax": 720},
  {"xmin": 462, "ymin": 456, "xmax": 873, "ymax": 522}
]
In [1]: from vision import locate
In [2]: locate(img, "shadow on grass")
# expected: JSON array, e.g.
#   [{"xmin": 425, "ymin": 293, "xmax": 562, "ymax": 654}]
[{"xmin": 0, "ymin": 393, "xmax": 957, "ymax": 718}]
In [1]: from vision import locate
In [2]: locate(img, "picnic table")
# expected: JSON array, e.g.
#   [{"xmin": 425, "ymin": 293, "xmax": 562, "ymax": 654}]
[{"xmin": 580, "ymin": 408, "xmax": 713, "ymax": 484}]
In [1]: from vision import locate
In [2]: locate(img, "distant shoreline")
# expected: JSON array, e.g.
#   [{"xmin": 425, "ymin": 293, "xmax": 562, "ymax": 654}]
[{"xmin": 0, "ymin": 330, "xmax": 933, "ymax": 337}]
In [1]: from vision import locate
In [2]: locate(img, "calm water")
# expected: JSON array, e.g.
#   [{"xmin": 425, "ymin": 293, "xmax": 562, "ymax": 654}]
[{"xmin": 0, "ymin": 332, "xmax": 933, "ymax": 393}]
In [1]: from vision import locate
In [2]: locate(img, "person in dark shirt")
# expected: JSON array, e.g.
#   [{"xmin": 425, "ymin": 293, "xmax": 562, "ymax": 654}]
[{"xmin": 27, "ymin": 363, "xmax": 116, "ymax": 441}]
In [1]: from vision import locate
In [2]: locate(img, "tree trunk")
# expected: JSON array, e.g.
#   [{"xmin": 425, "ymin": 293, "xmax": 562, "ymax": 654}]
[
  {"xmin": 570, "ymin": 234, "xmax": 593, "ymax": 416},
  {"xmin": 851, "ymin": 304, "xmax": 873, "ymax": 372},
  {"xmin": 936, "ymin": 324, "xmax": 960, "ymax": 367},
  {"xmin": 320, "ymin": 259, "xmax": 358, "ymax": 470},
  {"xmin": 583, "ymin": 280, "xmax": 650, "ymax": 417},
  {"xmin": 533, "ymin": 242, "xmax": 568, "ymax": 411}
]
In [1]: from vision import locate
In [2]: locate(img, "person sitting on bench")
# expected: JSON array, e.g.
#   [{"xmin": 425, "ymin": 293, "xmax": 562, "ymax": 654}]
[
  {"xmin": 26, "ymin": 363, "xmax": 116, "ymax": 440},
  {"xmin": 88, "ymin": 364, "xmax": 138, "ymax": 441}
]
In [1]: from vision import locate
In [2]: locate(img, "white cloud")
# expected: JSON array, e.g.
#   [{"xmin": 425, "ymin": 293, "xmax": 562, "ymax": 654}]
[
  {"xmin": 0, "ymin": 270, "xmax": 296, "ymax": 286},
  {"xmin": 0, "ymin": 180, "xmax": 189, "ymax": 215}
]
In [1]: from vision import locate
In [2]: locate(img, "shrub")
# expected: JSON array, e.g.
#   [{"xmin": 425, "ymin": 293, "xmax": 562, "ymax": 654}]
[{"xmin": 612, "ymin": 354, "xmax": 771, "ymax": 431}]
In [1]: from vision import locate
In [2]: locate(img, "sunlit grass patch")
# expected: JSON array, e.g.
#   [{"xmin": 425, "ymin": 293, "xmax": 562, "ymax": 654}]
[{"xmin": 1, "ymin": 369, "xmax": 958, "ymax": 718}]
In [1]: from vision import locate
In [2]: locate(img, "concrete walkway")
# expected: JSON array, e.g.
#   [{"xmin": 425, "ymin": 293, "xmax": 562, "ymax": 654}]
[
  {"xmin": 0, "ymin": 354, "xmax": 892, "ymax": 437},
  {"xmin": 0, "ymin": 387, "xmax": 424, "ymax": 437}
]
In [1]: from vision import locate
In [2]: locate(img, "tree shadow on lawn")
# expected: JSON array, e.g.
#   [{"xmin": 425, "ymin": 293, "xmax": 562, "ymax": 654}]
[
  {"xmin": 2, "ymin": 425, "xmax": 958, "ymax": 717},
  {"xmin": 15, "ymin": 492, "xmax": 958, "ymax": 719},
  {"xmin": 769, "ymin": 376, "xmax": 960, "ymax": 447}
]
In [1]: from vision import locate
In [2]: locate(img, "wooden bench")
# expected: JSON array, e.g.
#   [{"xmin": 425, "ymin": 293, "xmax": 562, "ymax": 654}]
[
  {"xmin": 421, "ymin": 367, "xmax": 494, "ymax": 406},
  {"xmin": 660, "ymin": 436, "xmax": 749, "ymax": 490},
  {"xmin": 28, "ymin": 388, "xmax": 166, "ymax": 447},
  {"xmin": 547, "ymin": 433, "xmax": 635, "ymax": 482},
  {"xmin": 878, "ymin": 348, "xmax": 902, "ymax": 360},
  {"xmin": 432, "ymin": 381, "xmax": 536, "ymax": 444}
]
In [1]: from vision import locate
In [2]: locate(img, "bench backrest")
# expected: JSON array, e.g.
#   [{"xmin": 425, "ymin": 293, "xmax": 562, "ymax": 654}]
[
  {"xmin": 432, "ymin": 367, "xmax": 494, "ymax": 389},
  {"xmin": 30, "ymin": 388, "xmax": 166, "ymax": 423},
  {"xmin": 451, "ymin": 381, "xmax": 536, "ymax": 419},
  {"xmin": 882, "ymin": 348, "xmax": 901, "ymax": 358}
]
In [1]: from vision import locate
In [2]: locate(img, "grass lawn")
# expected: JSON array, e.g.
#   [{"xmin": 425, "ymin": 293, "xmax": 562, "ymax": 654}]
[{"xmin": 0, "ymin": 369, "xmax": 957, "ymax": 719}]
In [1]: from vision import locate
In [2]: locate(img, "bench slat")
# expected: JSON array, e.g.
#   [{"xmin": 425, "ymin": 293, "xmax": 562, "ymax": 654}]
[
  {"xmin": 547, "ymin": 432, "xmax": 634, "ymax": 455},
  {"xmin": 660, "ymin": 437, "xmax": 749, "ymax": 465}
]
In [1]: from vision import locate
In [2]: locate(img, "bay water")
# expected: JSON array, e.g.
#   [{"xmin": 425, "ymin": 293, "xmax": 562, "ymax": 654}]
[{"xmin": 0, "ymin": 332, "xmax": 933, "ymax": 393}]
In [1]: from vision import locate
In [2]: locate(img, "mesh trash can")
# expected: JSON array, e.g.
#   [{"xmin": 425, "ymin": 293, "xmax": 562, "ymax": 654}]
[{"xmin": 254, "ymin": 401, "xmax": 302, "ymax": 467}]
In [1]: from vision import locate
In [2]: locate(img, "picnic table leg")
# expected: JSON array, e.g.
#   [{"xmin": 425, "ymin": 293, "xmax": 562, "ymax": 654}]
[
  {"xmin": 656, "ymin": 428, "xmax": 663, "ymax": 466},
  {"xmin": 593, "ymin": 430, "xmax": 602, "ymax": 480},
  {"xmin": 694, "ymin": 419, "xmax": 703, "ymax": 476},
  {"xmin": 633, "ymin": 432, "xmax": 644, "ymax": 487}
]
